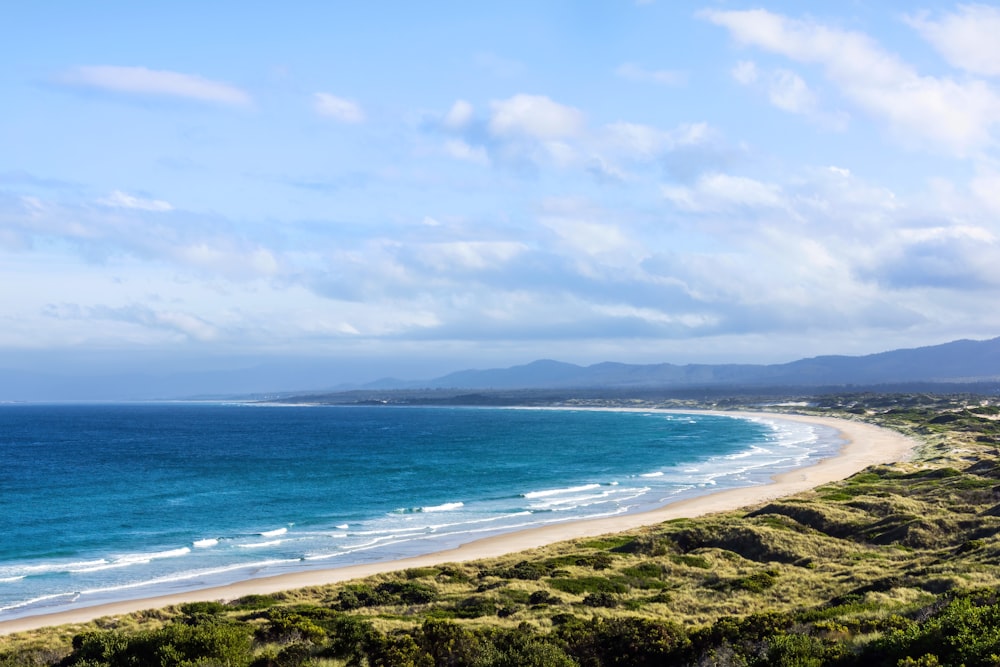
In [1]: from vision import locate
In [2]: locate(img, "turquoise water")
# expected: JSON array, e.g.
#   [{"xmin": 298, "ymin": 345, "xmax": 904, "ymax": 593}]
[{"xmin": 0, "ymin": 404, "xmax": 838, "ymax": 621}]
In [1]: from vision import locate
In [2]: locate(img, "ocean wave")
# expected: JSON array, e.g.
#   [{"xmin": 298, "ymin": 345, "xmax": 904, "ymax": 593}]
[
  {"xmin": 522, "ymin": 483, "xmax": 601, "ymax": 499},
  {"xmin": 531, "ymin": 487, "xmax": 650, "ymax": 512},
  {"xmin": 0, "ymin": 559, "xmax": 109, "ymax": 579},
  {"xmin": 640, "ymin": 471, "xmax": 664, "ymax": 478},
  {"xmin": 193, "ymin": 538, "xmax": 219, "ymax": 548},
  {"xmin": 68, "ymin": 547, "xmax": 192, "ymax": 573},
  {"xmin": 423, "ymin": 511, "xmax": 533, "ymax": 532},
  {"xmin": 72, "ymin": 559, "xmax": 298, "ymax": 598},
  {"xmin": 723, "ymin": 445, "xmax": 773, "ymax": 460},
  {"xmin": 304, "ymin": 533, "xmax": 422, "ymax": 559},
  {"xmin": 421, "ymin": 501, "xmax": 465, "ymax": 512},
  {"xmin": 352, "ymin": 525, "xmax": 436, "ymax": 536},
  {"xmin": 394, "ymin": 501, "xmax": 465, "ymax": 514},
  {"xmin": 259, "ymin": 527, "xmax": 288, "ymax": 537},
  {"xmin": 335, "ymin": 524, "xmax": 349, "ymax": 530},
  {"xmin": 0, "ymin": 591, "xmax": 80, "ymax": 614},
  {"xmin": 238, "ymin": 540, "xmax": 282, "ymax": 548}
]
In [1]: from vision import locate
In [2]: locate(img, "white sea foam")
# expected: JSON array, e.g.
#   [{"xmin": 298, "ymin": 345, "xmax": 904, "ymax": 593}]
[
  {"xmin": 421, "ymin": 501, "xmax": 464, "ymax": 512},
  {"xmin": 70, "ymin": 559, "xmax": 298, "ymax": 598},
  {"xmin": 526, "ymin": 486, "xmax": 649, "ymax": 512},
  {"xmin": 522, "ymin": 483, "xmax": 601, "ymax": 499},
  {"xmin": 305, "ymin": 533, "xmax": 420, "ymax": 559},
  {"xmin": 119, "ymin": 547, "xmax": 191, "ymax": 563},
  {"xmin": 335, "ymin": 523, "xmax": 349, "ymax": 530},
  {"xmin": 0, "ymin": 591, "xmax": 80, "ymax": 614},
  {"xmin": 259, "ymin": 527, "xmax": 288, "ymax": 537},
  {"xmin": 353, "ymin": 525, "xmax": 437, "ymax": 536},
  {"xmin": 193, "ymin": 538, "xmax": 219, "ymax": 548},
  {"xmin": 723, "ymin": 445, "xmax": 773, "ymax": 460},
  {"xmin": 640, "ymin": 471, "xmax": 664, "ymax": 477},
  {"xmin": 424, "ymin": 511, "xmax": 533, "ymax": 532},
  {"xmin": 68, "ymin": 547, "xmax": 192, "ymax": 573},
  {"xmin": 0, "ymin": 559, "xmax": 109, "ymax": 578},
  {"xmin": 239, "ymin": 540, "xmax": 282, "ymax": 548}
]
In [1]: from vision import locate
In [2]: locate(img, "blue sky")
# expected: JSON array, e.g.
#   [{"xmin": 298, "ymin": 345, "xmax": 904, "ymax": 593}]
[{"xmin": 3, "ymin": 2, "xmax": 1000, "ymax": 393}]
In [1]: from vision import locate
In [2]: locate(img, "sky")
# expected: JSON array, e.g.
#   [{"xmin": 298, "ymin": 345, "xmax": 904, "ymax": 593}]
[{"xmin": 3, "ymin": 1, "xmax": 1000, "ymax": 395}]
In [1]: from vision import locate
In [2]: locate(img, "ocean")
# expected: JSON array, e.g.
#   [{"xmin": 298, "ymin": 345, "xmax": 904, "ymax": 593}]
[{"xmin": 0, "ymin": 404, "xmax": 840, "ymax": 621}]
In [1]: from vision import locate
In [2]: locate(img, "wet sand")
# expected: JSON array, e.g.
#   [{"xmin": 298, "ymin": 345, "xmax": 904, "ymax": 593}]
[{"xmin": 0, "ymin": 411, "xmax": 916, "ymax": 636}]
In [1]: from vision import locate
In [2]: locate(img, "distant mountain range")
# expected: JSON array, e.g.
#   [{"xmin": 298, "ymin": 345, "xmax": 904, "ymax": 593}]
[
  {"xmin": 361, "ymin": 337, "xmax": 1000, "ymax": 392},
  {"xmin": 3, "ymin": 337, "xmax": 999, "ymax": 401}
]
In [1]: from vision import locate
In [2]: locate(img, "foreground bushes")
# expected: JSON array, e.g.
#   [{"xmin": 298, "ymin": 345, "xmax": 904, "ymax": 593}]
[{"xmin": 21, "ymin": 588, "xmax": 1000, "ymax": 666}]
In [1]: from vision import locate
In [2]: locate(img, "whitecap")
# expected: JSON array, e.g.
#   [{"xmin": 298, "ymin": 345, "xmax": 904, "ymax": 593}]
[
  {"xmin": 421, "ymin": 501, "xmax": 464, "ymax": 512},
  {"xmin": 259, "ymin": 527, "xmax": 288, "ymax": 537},
  {"xmin": 522, "ymin": 483, "xmax": 601, "ymax": 499},
  {"xmin": 239, "ymin": 540, "xmax": 282, "ymax": 548}
]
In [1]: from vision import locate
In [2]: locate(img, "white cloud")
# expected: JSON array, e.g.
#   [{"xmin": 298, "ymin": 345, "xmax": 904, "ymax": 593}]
[
  {"xmin": 907, "ymin": 4, "xmax": 1000, "ymax": 77},
  {"xmin": 767, "ymin": 69, "xmax": 815, "ymax": 114},
  {"xmin": 662, "ymin": 172, "xmax": 785, "ymax": 212},
  {"xmin": 615, "ymin": 63, "xmax": 685, "ymax": 86},
  {"xmin": 602, "ymin": 121, "xmax": 712, "ymax": 161},
  {"xmin": 97, "ymin": 190, "xmax": 173, "ymax": 212},
  {"xmin": 543, "ymin": 140, "xmax": 578, "ymax": 167},
  {"xmin": 71, "ymin": 303, "xmax": 222, "ymax": 342},
  {"xmin": 443, "ymin": 139, "xmax": 489, "ymax": 165},
  {"xmin": 587, "ymin": 157, "xmax": 628, "ymax": 183},
  {"xmin": 62, "ymin": 65, "xmax": 251, "ymax": 106},
  {"xmin": 416, "ymin": 241, "xmax": 527, "ymax": 271},
  {"xmin": 314, "ymin": 93, "xmax": 365, "ymax": 123},
  {"xmin": 488, "ymin": 94, "xmax": 584, "ymax": 139},
  {"xmin": 176, "ymin": 243, "xmax": 280, "ymax": 278},
  {"xmin": 732, "ymin": 60, "xmax": 846, "ymax": 130},
  {"xmin": 732, "ymin": 60, "xmax": 758, "ymax": 85},
  {"xmin": 604, "ymin": 122, "xmax": 674, "ymax": 159},
  {"xmin": 443, "ymin": 99, "xmax": 474, "ymax": 129},
  {"xmin": 970, "ymin": 170, "xmax": 1000, "ymax": 213},
  {"xmin": 701, "ymin": 8, "xmax": 1000, "ymax": 156},
  {"xmin": 541, "ymin": 216, "xmax": 633, "ymax": 257}
]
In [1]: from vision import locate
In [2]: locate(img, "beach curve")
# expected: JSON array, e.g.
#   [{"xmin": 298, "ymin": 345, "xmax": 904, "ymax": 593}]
[{"xmin": 0, "ymin": 411, "xmax": 916, "ymax": 636}]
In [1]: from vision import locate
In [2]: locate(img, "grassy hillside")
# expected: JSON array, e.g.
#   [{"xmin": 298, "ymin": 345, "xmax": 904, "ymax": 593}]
[{"xmin": 4, "ymin": 394, "xmax": 1000, "ymax": 666}]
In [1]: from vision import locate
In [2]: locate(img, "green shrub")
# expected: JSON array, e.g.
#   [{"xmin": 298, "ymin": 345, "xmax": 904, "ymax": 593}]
[
  {"xmin": 404, "ymin": 566, "xmax": 440, "ymax": 579},
  {"xmin": 735, "ymin": 569, "xmax": 779, "ymax": 593},
  {"xmin": 67, "ymin": 623, "xmax": 254, "ymax": 667},
  {"xmin": 528, "ymin": 590, "xmax": 562, "ymax": 605},
  {"xmin": 454, "ymin": 595, "xmax": 497, "ymax": 618},
  {"xmin": 670, "ymin": 554, "xmax": 712, "ymax": 569},
  {"xmin": 548, "ymin": 576, "xmax": 628, "ymax": 595},
  {"xmin": 582, "ymin": 592, "xmax": 618, "ymax": 608},
  {"xmin": 229, "ymin": 593, "xmax": 279, "ymax": 610}
]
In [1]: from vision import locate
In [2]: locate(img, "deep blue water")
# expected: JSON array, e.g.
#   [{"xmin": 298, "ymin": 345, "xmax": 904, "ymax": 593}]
[{"xmin": 0, "ymin": 404, "xmax": 838, "ymax": 620}]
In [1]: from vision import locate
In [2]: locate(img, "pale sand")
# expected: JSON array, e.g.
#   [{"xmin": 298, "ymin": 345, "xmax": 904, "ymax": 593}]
[{"xmin": 0, "ymin": 411, "xmax": 916, "ymax": 637}]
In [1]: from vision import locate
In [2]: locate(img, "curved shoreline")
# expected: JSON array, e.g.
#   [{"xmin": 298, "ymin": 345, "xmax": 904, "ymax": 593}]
[{"xmin": 0, "ymin": 411, "xmax": 916, "ymax": 636}]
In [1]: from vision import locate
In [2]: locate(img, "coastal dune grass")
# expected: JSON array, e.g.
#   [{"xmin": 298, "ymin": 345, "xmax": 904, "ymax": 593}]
[{"xmin": 6, "ymin": 393, "xmax": 1000, "ymax": 665}]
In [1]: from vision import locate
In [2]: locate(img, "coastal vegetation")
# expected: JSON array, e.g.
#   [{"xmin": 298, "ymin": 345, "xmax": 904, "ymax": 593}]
[{"xmin": 4, "ymin": 393, "xmax": 1000, "ymax": 666}]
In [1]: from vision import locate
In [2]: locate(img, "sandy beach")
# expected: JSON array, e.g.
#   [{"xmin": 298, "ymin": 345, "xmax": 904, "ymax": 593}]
[{"xmin": 0, "ymin": 411, "xmax": 916, "ymax": 636}]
